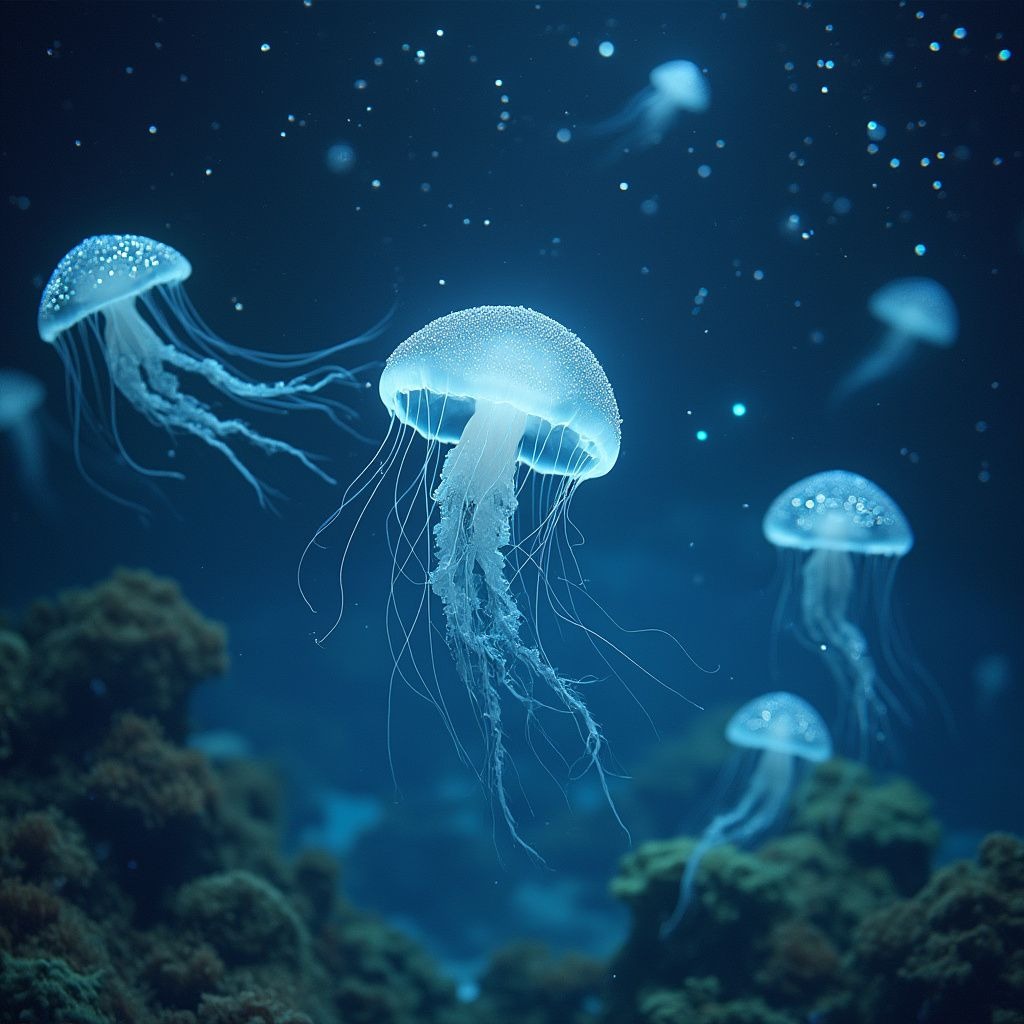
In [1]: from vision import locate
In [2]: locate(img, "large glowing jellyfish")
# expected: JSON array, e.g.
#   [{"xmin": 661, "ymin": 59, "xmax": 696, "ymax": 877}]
[
  {"xmin": 661, "ymin": 691, "xmax": 831, "ymax": 937},
  {"xmin": 835, "ymin": 277, "xmax": 958, "ymax": 402},
  {"xmin": 763, "ymin": 470, "xmax": 914, "ymax": 758},
  {"xmin": 0, "ymin": 368, "xmax": 50, "ymax": 509},
  {"xmin": 37, "ymin": 234, "xmax": 380, "ymax": 507},
  {"xmin": 593, "ymin": 59, "xmax": 709, "ymax": 152},
  {"xmin": 302, "ymin": 306, "xmax": 624, "ymax": 855}
]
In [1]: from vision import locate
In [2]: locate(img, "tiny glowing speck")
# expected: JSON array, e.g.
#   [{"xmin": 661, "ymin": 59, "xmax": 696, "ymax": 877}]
[
  {"xmin": 998, "ymin": 49, "xmax": 1012, "ymax": 62},
  {"xmin": 598, "ymin": 41, "xmax": 615, "ymax": 58},
  {"xmin": 953, "ymin": 27, "xmax": 967, "ymax": 40},
  {"xmin": 260, "ymin": 43, "xmax": 270, "ymax": 53},
  {"xmin": 697, "ymin": 164, "xmax": 712, "ymax": 178},
  {"xmin": 696, "ymin": 429, "xmax": 709, "ymax": 442},
  {"xmin": 732, "ymin": 402, "xmax": 747, "ymax": 417},
  {"xmin": 914, "ymin": 243, "xmax": 927, "ymax": 256},
  {"xmin": 556, "ymin": 128, "xmax": 572, "ymax": 143}
]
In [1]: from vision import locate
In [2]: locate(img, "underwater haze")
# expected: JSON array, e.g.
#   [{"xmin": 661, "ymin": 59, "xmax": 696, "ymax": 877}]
[{"xmin": 1, "ymin": 3, "xmax": 1022, "ymax": 1023}]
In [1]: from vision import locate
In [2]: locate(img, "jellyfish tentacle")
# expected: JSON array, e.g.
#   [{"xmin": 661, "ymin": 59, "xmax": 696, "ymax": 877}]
[
  {"xmin": 429, "ymin": 399, "xmax": 618, "ymax": 857},
  {"xmin": 833, "ymin": 327, "xmax": 914, "ymax": 404}
]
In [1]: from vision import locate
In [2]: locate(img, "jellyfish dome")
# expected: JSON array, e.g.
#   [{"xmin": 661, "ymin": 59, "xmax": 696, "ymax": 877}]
[
  {"xmin": 305, "ymin": 306, "xmax": 628, "ymax": 856},
  {"xmin": 649, "ymin": 60, "xmax": 710, "ymax": 113},
  {"xmin": 763, "ymin": 470, "xmax": 918, "ymax": 759},
  {"xmin": 0, "ymin": 369, "xmax": 45, "ymax": 429},
  {"xmin": 379, "ymin": 306, "xmax": 621, "ymax": 479},
  {"xmin": 869, "ymin": 277, "xmax": 958, "ymax": 347},
  {"xmin": 37, "ymin": 234, "xmax": 382, "ymax": 509},
  {"xmin": 660, "ymin": 690, "xmax": 831, "ymax": 937},
  {"xmin": 763, "ymin": 470, "xmax": 913, "ymax": 557},
  {"xmin": 726, "ymin": 691, "xmax": 832, "ymax": 763}
]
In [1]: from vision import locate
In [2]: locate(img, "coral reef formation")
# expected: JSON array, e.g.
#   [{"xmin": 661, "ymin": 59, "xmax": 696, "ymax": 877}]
[
  {"xmin": 0, "ymin": 570, "xmax": 474, "ymax": 1024},
  {"xmin": 605, "ymin": 757, "xmax": 1022, "ymax": 1024},
  {"xmin": 0, "ymin": 569, "xmax": 1020, "ymax": 1024}
]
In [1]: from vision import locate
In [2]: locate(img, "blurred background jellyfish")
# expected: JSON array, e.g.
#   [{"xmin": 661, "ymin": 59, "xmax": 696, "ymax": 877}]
[
  {"xmin": 302, "ymin": 306, "xmax": 625, "ymax": 855},
  {"xmin": 661, "ymin": 691, "xmax": 831, "ymax": 937},
  {"xmin": 835, "ymin": 277, "xmax": 958, "ymax": 403},
  {"xmin": 763, "ymin": 470, "xmax": 916, "ymax": 759},
  {"xmin": 593, "ymin": 59, "xmax": 709, "ymax": 152},
  {"xmin": 0, "ymin": 368, "xmax": 52, "ymax": 512},
  {"xmin": 37, "ymin": 233, "xmax": 382, "ymax": 508}
]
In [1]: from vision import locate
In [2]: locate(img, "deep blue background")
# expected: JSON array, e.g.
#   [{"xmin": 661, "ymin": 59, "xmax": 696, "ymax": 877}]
[{"xmin": 2, "ymin": 0, "xmax": 1022, "ymax": 979}]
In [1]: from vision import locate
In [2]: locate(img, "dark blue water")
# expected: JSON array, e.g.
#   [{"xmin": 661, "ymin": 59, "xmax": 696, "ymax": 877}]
[{"xmin": 2, "ymin": 0, "xmax": 1021, "ymax": 982}]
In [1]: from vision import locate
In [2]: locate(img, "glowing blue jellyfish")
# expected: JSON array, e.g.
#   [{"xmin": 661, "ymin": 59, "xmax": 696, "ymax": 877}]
[
  {"xmin": 835, "ymin": 277, "xmax": 958, "ymax": 402},
  {"xmin": 763, "ymin": 470, "xmax": 914, "ymax": 758},
  {"xmin": 594, "ymin": 60, "xmax": 709, "ymax": 152},
  {"xmin": 661, "ymin": 691, "xmax": 831, "ymax": 937},
  {"xmin": 0, "ymin": 368, "xmax": 50, "ymax": 509},
  {"xmin": 303, "ymin": 306, "xmax": 623, "ymax": 855},
  {"xmin": 37, "ymin": 234, "xmax": 379, "ymax": 507}
]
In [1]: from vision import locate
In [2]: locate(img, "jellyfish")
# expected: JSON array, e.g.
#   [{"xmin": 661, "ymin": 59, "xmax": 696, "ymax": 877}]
[
  {"xmin": 0, "ymin": 368, "xmax": 50, "ymax": 510},
  {"xmin": 593, "ymin": 59, "xmax": 709, "ymax": 152},
  {"xmin": 834, "ymin": 277, "xmax": 958, "ymax": 403},
  {"xmin": 660, "ymin": 691, "xmax": 831, "ymax": 937},
  {"xmin": 302, "ymin": 306, "xmax": 625, "ymax": 855},
  {"xmin": 37, "ymin": 233, "xmax": 381, "ymax": 508},
  {"xmin": 763, "ymin": 470, "xmax": 915, "ymax": 758}
]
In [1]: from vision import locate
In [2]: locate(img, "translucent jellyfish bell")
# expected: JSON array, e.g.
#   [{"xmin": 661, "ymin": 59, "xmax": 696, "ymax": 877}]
[
  {"xmin": 835, "ymin": 277, "xmax": 958, "ymax": 402},
  {"xmin": 38, "ymin": 233, "xmax": 382, "ymax": 509},
  {"xmin": 304, "ymin": 306, "xmax": 626, "ymax": 856},
  {"xmin": 661, "ymin": 691, "xmax": 831, "ymax": 937},
  {"xmin": 592, "ymin": 59, "xmax": 710, "ymax": 154},
  {"xmin": 0, "ymin": 368, "xmax": 50, "ymax": 509},
  {"xmin": 763, "ymin": 470, "xmax": 916, "ymax": 758}
]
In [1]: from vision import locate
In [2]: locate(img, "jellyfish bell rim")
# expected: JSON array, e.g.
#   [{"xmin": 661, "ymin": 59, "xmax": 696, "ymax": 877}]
[
  {"xmin": 726, "ymin": 690, "xmax": 833, "ymax": 763},
  {"xmin": 378, "ymin": 305, "xmax": 622, "ymax": 482},
  {"xmin": 762, "ymin": 469, "xmax": 914, "ymax": 558},
  {"xmin": 868, "ymin": 276, "xmax": 959, "ymax": 347},
  {"xmin": 37, "ymin": 233, "xmax": 193, "ymax": 344}
]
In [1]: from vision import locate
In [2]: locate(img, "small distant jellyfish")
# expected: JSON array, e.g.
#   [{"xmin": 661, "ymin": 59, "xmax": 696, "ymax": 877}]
[
  {"xmin": 593, "ymin": 59, "xmax": 709, "ymax": 153},
  {"xmin": 302, "ymin": 306, "xmax": 625, "ymax": 855},
  {"xmin": 0, "ymin": 368, "xmax": 51, "ymax": 510},
  {"xmin": 834, "ymin": 277, "xmax": 958, "ymax": 403},
  {"xmin": 661, "ymin": 691, "xmax": 831, "ymax": 937},
  {"xmin": 763, "ymin": 470, "xmax": 916, "ymax": 758},
  {"xmin": 37, "ymin": 234, "xmax": 382, "ymax": 508},
  {"xmin": 325, "ymin": 142, "xmax": 356, "ymax": 174}
]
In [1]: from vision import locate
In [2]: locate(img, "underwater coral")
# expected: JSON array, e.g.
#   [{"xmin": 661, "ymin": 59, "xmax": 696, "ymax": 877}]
[{"xmin": 0, "ymin": 571, "xmax": 1020, "ymax": 1024}]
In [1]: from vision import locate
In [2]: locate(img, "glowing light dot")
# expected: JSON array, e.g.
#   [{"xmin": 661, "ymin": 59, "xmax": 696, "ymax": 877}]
[
  {"xmin": 260, "ymin": 43, "xmax": 270, "ymax": 53},
  {"xmin": 914, "ymin": 243, "xmax": 927, "ymax": 256},
  {"xmin": 697, "ymin": 164, "xmax": 712, "ymax": 178},
  {"xmin": 998, "ymin": 49, "xmax": 1012, "ymax": 61},
  {"xmin": 618, "ymin": 181, "xmax": 629, "ymax": 191},
  {"xmin": 932, "ymin": 180, "xmax": 942, "ymax": 190},
  {"xmin": 598, "ymin": 40, "xmax": 615, "ymax": 58},
  {"xmin": 890, "ymin": 157, "xmax": 901, "ymax": 168},
  {"xmin": 929, "ymin": 41, "xmax": 940, "ymax": 52},
  {"xmin": 556, "ymin": 128, "xmax": 572, "ymax": 143},
  {"xmin": 696, "ymin": 429, "xmax": 708, "ymax": 442},
  {"xmin": 732, "ymin": 402, "xmax": 747, "ymax": 417},
  {"xmin": 370, "ymin": 178, "xmax": 381, "ymax": 189},
  {"xmin": 953, "ymin": 27, "xmax": 967, "ymax": 40},
  {"xmin": 147, "ymin": 124, "xmax": 158, "ymax": 135}
]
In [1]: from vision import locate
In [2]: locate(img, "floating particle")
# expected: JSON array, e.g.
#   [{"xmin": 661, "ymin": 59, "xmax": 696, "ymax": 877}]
[
  {"xmin": 260, "ymin": 42, "xmax": 270, "ymax": 53},
  {"xmin": 598, "ymin": 40, "xmax": 615, "ymax": 58},
  {"xmin": 732, "ymin": 402, "xmax": 747, "ymax": 417},
  {"xmin": 696, "ymin": 429, "xmax": 709, "ymax": 442},
  {"xmin": 555, "ymin": 127, "xmax": 572, "ymax": 143},
  {"xmin": 914, "ymin": 243, "xmax": 927, "ymax": 255},
  {"xmin": 697, "ymin": 164, "xmax": 711, "ymax": 178}
]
